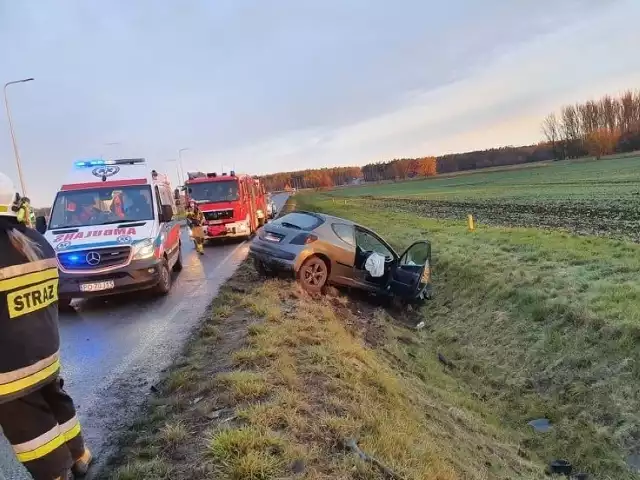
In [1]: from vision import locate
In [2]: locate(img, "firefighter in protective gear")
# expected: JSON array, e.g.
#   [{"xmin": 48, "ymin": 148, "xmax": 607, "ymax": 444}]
[
  {"xmin": 16, "ymin": 196, "xmax": 32, "ymax": 228},
  {"xmin": 0, "ymin": 173, "xmax": 92, "ymax": 480},
  {"xmin": 186, "ymin": 200, "xmax": 205, "ymax": 254}
]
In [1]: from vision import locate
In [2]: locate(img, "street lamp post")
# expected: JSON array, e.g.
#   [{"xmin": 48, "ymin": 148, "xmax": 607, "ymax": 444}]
[
  {"xmin": 165, "ymin": 160, "xmax": 182, "ymax": 188},
  {"xmin": 4, "ymin": 78, "xmax": 34, "ymax": 197},
  {"xmin": 178, "ymin": 148, "xmax": 190, "ymax": 184}
]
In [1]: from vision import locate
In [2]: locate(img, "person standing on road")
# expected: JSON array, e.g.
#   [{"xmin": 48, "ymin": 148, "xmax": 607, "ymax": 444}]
[
  {"xmin": 186, "ymin": 200, "xmax": 205, "ymax": 254},
  {"xmin": 16, "ymin": 197, "xmax": 33, "ymax": 229},
  {"xmin": 0, "ymin": 173, "xmax": 92, "ymax": 480}
]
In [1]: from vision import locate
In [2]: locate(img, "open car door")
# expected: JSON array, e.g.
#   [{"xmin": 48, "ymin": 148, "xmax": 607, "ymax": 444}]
[{"xmin": 388, "ymin": 241, "xmax": 432, "ymax": 301}]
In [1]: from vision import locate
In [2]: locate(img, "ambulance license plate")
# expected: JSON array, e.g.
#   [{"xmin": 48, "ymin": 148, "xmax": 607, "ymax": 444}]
[{"xmin": 80, "ymin": 281, "xmax": 115, "ymax": 292}]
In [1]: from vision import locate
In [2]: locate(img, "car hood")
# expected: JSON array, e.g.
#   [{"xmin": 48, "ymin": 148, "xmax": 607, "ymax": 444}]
[{"xmin": 44, "ymin": 222, "xmax": 157, "ymax": 253}]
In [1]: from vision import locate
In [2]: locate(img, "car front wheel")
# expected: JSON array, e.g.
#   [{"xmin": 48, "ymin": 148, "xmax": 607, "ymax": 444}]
[
  {"xmin": 155, "ymin": 259, "xmax": 172, "ymax": 295},
  {"xmin": 298, "ymin": 256, "xmax": 328, "ymax": 294},
  {"xmin": 58, "ymin": 298, "xmax": 74, "ymax": 312}
]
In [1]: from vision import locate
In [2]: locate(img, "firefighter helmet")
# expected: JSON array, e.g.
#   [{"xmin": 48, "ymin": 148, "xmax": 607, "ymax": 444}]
[{"xmin": 0, "ymin": 172, "xmax": 21, "ymax": 218}]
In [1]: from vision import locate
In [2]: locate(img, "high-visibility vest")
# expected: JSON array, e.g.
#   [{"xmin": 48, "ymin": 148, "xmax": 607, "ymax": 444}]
[
  {"xmin": 0, "ymin": 227, "xmax": 60, "ymax": 404},
  {"xmin": 16, "ymin": 205, "xmax": 32, "ymax": 228}
]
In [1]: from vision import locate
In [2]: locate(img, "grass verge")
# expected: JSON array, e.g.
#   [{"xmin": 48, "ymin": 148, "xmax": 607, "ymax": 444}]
[
  {"xmin": 103, "ymin": 262, "xmax": 546, "ymax": 479},
  {"xmin": 296, "ymin": 193, "xmax": 640, "ymax": 479}
]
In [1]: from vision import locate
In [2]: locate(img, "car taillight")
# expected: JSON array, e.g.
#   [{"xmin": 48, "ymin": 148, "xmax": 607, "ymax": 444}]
[{"xmin": 290, "ymin": 233, "xmax": 318, "ymax": 245}]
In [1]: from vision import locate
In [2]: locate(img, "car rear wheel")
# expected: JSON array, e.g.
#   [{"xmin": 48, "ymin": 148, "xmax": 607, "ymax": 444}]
[{"xmin": 298, "ymin": 256, "xmax": 328, "ymax": 294}]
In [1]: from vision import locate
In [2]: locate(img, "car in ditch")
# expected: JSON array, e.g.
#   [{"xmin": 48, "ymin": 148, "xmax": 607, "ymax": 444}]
[{"xmin": 249, "ymin": 211, "xmax": 432, "ymax": 302}]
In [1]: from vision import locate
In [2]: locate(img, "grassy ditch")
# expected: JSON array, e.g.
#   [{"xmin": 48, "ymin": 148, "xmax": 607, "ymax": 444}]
[
  {"xmin": 104, "ymin": 262, "xmax": 545, "ymax": 480},
  {"xmin": 296, "ymin": 193, "xmax": 640, "ymax": 479}
]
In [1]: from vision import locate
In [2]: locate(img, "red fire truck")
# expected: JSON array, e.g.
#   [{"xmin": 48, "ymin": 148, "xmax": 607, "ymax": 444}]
[{"xmin": 184, "ymin": 171, "xmax": 267, "ymax": 241}]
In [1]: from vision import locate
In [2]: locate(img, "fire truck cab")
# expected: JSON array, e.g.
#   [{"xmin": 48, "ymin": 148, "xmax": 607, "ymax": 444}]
[{"xmin": 184, "ymin": 171, "xmax": 267, "ymax": 242}]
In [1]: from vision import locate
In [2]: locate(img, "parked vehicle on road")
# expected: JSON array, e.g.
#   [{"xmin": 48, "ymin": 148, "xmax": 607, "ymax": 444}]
[
  {"xmin": 36, "ymin": 158, "xmax": 182, "ymax": 309},
  {"xmin": 249, "ymin": 211, "xmax": 432, "ymax": 302},
  {"xmin": 184, "ymin": 171, "xmax": 267, "ymax": 242},
  {"xmin": 266, "ymin": 195, "xmax": 277, "ymax": 219}
]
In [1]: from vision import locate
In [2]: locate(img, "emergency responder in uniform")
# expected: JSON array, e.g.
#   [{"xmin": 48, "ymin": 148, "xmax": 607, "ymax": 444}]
[
  {"xmin": 0, "ymin": 173, "xmax": 92, "ymax": 480},
  {"xmin": 16, "ymin": 196, "xmax": 32, "ymax": 228},
  {"xmin": 186, "ymin": 200, "xmax": 205, "ymax": 254}
]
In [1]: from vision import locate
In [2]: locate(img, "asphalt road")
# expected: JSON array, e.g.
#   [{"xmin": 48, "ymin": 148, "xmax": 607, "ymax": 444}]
[{"xmin": 0, "ymin": 194, "xmax": 289, "ymax": 478}]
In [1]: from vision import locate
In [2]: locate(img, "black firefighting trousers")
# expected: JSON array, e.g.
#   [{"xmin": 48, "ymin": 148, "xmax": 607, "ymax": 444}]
[{"xmin": 0, "ymin": 377, "xmax": 85, "ymax": 480}]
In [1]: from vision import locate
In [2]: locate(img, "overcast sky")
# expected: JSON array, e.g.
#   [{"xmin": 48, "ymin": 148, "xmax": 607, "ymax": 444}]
[{"xmin": 2, "ymin": 0, "xmax": 640, "ymax": 205}]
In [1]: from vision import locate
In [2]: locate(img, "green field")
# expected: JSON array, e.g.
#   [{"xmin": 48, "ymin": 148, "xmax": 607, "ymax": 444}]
[
  {"xmin": 296, "ymin": 192, "xmax": 640, "ymax": 479},
  {"xmin": 334, "ymin": 156, "xmax": 640, "ymax": 203},
  {"xmin": 325, "ymin": 156, "xmax": 640, "ymax": 241}
]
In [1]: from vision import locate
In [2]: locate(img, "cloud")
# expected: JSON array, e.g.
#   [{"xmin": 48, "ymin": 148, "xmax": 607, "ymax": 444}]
[{"xmin": 213, "ymin": 0, "xmax": 640, "ymax": 173}]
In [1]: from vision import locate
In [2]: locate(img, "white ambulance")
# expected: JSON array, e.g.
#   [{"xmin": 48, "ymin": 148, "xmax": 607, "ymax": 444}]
[{"xmin": 36, "ymin": 158, "xmax": 183, "ymax": 309}]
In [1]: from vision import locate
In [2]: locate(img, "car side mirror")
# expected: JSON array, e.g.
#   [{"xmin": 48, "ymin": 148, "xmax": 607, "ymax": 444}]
[
  {"xmin": 35, "ymin": 216, "xmax": 47, "ymax": 234},
  {"xmin": 161, "ymin": 204, "xmax": 174, "ymax": 222}
]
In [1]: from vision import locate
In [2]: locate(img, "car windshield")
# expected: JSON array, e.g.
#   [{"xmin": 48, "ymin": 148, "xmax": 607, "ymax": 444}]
[
  {"xmin": 49, "ymin": 185, "xmax": 154, "ymax": 229},
  {"xmin": 188, "ymin": 180, "xmax": 239, "ymax": 203}
]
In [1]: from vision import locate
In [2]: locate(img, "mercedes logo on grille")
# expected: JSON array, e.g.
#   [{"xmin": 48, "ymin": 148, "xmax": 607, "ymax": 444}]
[{"xmin": 86, "ymin": 251, "xmax": 101, "ymax": 266}]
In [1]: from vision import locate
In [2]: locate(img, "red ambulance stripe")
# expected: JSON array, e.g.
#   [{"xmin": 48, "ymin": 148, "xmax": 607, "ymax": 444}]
[{"xmin": 60, "ymin": 179, "xmax": 147, "ymax": 191}]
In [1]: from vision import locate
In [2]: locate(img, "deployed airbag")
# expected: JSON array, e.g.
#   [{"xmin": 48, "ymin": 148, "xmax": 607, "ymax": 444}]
[{"xmin": 364, "ymin": 252, "xmax": 386, "ymax": 278}]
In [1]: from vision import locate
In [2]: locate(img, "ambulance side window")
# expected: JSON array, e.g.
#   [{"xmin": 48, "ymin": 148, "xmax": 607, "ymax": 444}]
[{"xmin": 154, "ymin": 186, "xmax": 163, "ymax": 221}]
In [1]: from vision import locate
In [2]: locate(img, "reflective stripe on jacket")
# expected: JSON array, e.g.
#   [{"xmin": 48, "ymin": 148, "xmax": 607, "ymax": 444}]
[{"xmin": 0, "ymin": 229, "xmax": 60, "ymax": 404}]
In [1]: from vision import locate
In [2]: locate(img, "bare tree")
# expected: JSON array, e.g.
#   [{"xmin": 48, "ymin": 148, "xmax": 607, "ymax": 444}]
[
  {"xmin": 542, "ymin": 113, "xmax": 560, "ymax": 158},
  {"xmin": 599, "ymin": 95, "xmax": 619, "ymax": 132}
]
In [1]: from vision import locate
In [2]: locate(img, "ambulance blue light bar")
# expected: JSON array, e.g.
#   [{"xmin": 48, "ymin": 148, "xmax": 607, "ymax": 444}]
[{"xmin": 74, "ymin": 158, "xmax": 146, "ymax": 168}]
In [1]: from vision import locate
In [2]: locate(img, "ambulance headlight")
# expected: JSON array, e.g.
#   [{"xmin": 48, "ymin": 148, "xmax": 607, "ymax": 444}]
[{"xmin": 132, "ymin": 239, "xmax": 155, "ymax": 260}]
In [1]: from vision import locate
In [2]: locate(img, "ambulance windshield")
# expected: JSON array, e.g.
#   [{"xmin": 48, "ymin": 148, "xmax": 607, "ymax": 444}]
[
  {"xmin": 188, "ymin": 180, "xmax": 239, "ymax": 203},
  {"xmin": 49, "ymin": 185, "xmax": 154, "ymax": 229}
]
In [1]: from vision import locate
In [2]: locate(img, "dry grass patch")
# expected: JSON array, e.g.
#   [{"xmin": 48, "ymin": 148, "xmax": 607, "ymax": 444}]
[{"xmin": 217, "ymin": 371, "xmax": 269, "ymax": 402}]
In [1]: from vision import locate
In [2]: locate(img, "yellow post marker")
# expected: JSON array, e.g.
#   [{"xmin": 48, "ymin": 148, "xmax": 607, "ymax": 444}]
[{"xmin": 468, "ymin": 214, "xmax": 475, "ymax": 232}]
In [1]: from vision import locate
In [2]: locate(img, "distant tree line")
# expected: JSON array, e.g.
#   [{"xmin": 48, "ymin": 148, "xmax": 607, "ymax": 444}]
[
  {"xmin": 260, "ymin": 167, "xmax": 363, "ymax": 191},
  {"xmin": 260, "ymin": 145, "xmax": 553, "ymax": 190},
  {"xmin": 260, "ymin": 89, "xmax": 640, "ymax": 191},
  {"xmin": 542, "ymin": 90, "xmax": 640, "ymax": 159}
]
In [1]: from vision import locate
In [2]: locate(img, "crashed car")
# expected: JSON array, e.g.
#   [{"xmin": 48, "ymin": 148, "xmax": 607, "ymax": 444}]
[{"xmin": 249, "ymin": 211, "xmax": 432, "ymax": 302}]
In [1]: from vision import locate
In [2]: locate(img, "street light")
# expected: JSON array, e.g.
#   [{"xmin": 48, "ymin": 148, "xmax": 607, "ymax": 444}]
[
  {"xmin": 4, "ymin": 77, "xmax": 34, "ymax": 197},
  {"xmin": 165, "ymin": 160, "xmax": 182, "ymax": 188},
  {"xmin": 178, "ymin": 148, "xmax": 190, "ymax": 184}
]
